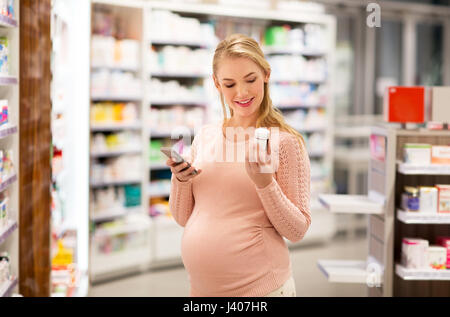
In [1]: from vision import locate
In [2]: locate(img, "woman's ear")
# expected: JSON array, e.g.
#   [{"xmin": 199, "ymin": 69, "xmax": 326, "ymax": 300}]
[
  {"xmin": 264, "ymin": 70, "xmax": 271, "ymax": 83},
  {"xmin": 212, "ymin": 74, "xmax": 221, "ymax": 92}
]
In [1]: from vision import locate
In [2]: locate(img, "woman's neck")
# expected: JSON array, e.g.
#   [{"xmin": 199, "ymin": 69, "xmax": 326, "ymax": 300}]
[{"xmin": 225, "ymin": 117, "xmax": 256, "ymax": 129}]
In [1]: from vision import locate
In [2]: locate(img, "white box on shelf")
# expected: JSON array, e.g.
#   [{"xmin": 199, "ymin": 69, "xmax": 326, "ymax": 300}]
[
  {"xmin": 437, "ymin": 185, "xmax": 450, "ymax": 214},
  {"xmin": 427, "ymin": 246, "xmax": 447, "ymax": 270},
  {"xmin": 401, "ymin": 238, "xmax": 428, "ymax": 269},
  {"xmin": 419, "ymin": 186, "xmax": 438, "ymax": 213},
  {"xmin": 431, "ymin": 146, "xmax": 450, "ymax": 165},
  {"xmin": 403, "ymin": 143, "xmax": 431, "ymax": 165}
]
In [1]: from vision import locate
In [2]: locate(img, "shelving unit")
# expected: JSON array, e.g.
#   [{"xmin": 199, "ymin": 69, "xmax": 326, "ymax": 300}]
[
  {"xmin": 50, "ymin": 0, "xmax": 91, "ymax": 296},
  {"xmin": 87, "ymin": 0, "xmax": 336, "ymax": 272},
  {"xmin": 318, "ymin": 125, "xmax": 450, "ymax": 297},
  {"xmin": 395, "ymin": 264, "xmax": 450, "ymax": 281},
  {"xmin": 0, "ymin": 0, "xmax": 20, "ymax": 298},
  {"xmin": 89, "ymin": 1, "xmax": 151, "ymax": 282},
  {"xmin": 0, "ymin": 220, "xmax": 17, "ymax": 245}
]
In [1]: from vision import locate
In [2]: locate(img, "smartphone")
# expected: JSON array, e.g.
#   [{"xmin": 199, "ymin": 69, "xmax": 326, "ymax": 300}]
[{"xmin": 160, "ymin": 147, "xmax": 198, "ymax": 175}]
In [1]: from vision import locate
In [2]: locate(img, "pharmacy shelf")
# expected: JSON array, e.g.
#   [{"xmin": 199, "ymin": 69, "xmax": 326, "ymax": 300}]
[
  {"xmin": 0, "ymin": 220, "xmax": 17, "ymax": 245},
  {"xmin": 150, "ymin": 72, "xmax": 209, "ymax": 79},
  {"xmin": 263, "ymin": 46, "xmax": 326, "ymax": 56},
  {"xmin": 149, "ymin": 188, "xmax": 171, "ymax": 198},
  {"xmin": 90, "ymin": 122, "xmax": 141, "ymax": 132},
  {"xmin": 90, "ymin": 206, "xmax": 141, "ymax": 222},
  {"xmin": 397, "ymin": 162, "xmax": 450, "ymax": 175},
  {"xmin": 90, "ymin": 179, "xmax": 142, "ymax": 188},
  {"xmin": 90, "ymin": 148, "xmax": 142, "ymax": 158},
  {"xmin": 150, "ymin": 100, "xmax": 207, "ymax": 107},
  {"xmin": 150, "ymin": 38, "xmax": 211, "ymax": 48},
  {"xmin": 95, "ymin": 221, "xmax": 149, "ymax": 236},
  {"xmin": 396, "ymin": 209, "xmax": 450, "ymax": 224},
  {"xmin": 271, "ymin": 78, "xmax": 326, "ymax": 85},
  {"xmin": 0, "ymin": 173, "xmax": 17, "ymax": 193},
  {"xmin": 318, "ymin": 194, "xmax": 384, "ymax": 214},
  {"xmin": 149, "ymin": 162, "xmax": 170, "ymax": 170},
  {"xmin": 90, "ymin": 246, "xmax": 151, "ymax": 281},
  {"xmin": 395, "ymin": 264, "xmax": 450, "ymax": 281},
  {"xmin": 0, "ymin": 75, "xmax": 18, "ymax": 85},
  {"xmin": 91, "ymin": 64, "xmax": 139, "ymax": 72},
  {"xmin": 91, "ymin": 94, "xmax": 142, "ymax": 102},
  {"xmin": 0, "ymin": 14, "xmax": 17, "ymax": 28},
  {"xmin": 276, "ymin": 103, "xmax": 325, "ymax": 110},
  {"xmin": 317, "ymin": 259, "xmax": 371, "ymax": 284},
  {"xmin": 309, "ymin": 151, "xmax": 326, "ymax": 158},
  {"xmin": 150, "ymin": 130, "xmax": 195, "ymax": 139},
  {"xmin": 0, "ymin": 124, "xmax": 17, "ymax": 139},
  {"xmin": 0, "ymin": 276, "xmax": 18, "ymax": 297},
  {"xmin": 296, "ymin": 127, "xmax": 327, "ymax": 133}
]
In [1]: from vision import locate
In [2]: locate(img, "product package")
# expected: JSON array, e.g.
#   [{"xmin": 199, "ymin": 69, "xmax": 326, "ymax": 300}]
[
  {"xmin": 436, "ymin": 236, "xmax": 450, "ymax": 269},
  {"xmin": 419, "ymin": 186, "xmax": 438, "ymax": 213},
  {"xmin": 1, "ymin": 99, "xmax": 7, "ymax": 125},
  {"xmin": 436, "ymin": 185, "xmax": 450, "ymax": 213},
  {"xmin": 383, "ymin": 86, "xmax": 427, "ymax": 123},
  {"xmin": 431, "ymin": 146, "xmax": 450, "ymax": 165},
  {"xmin": 0, "ymin": 37, "xmax": 8, "ymax": 75},
  {"xmin": 0, "ymin": 252, "xmax": 10, "ymax": 284},
  {"xmin": 401, "ymin": 186, "xmax": 419, "ymax": 212},
  {"xmin": 431, "ymin": 87, "xmax": 450, "ymax": 124},
  {"xmin": 427, "ymin": 245, "xmax": 447, "ymax": 270},
  {"xmin": 401, "ymin": 238, "xmax": 429, "ymax": 269},
  {"xmin": 403, "ymin": 143, "xmax": 431, "ymax": 165}
]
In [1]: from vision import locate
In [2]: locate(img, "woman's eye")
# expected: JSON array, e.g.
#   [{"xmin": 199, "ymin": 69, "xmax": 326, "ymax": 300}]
[
  {"xmin": 225, "ymin": 84, "xmax": 235, "ymax": 88},
  {"xmin": 247, "ymin": 78, "xmax": 256, "ymax": 83}
]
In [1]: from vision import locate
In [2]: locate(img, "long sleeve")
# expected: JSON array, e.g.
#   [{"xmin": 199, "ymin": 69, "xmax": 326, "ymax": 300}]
[
  {"xmin": 255, "ymin": 134, "xmax": 311, "ymax": 243},
  {"xmin": 168, "ymin": 132, "xmax": 198, "ymax": 227}
]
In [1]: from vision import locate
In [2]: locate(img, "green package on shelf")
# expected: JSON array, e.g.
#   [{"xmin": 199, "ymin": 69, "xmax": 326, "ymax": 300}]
[
  {"xmin": 149, "ymin": 140, "xmax": 163, "ymax": 162},
  {"xmin": 124, "ymin": 184, "xmax": 141, "ymax": 207},
  {"xmin": 264, "ymin": 26, "xmax": 288, "ymax": 46}
]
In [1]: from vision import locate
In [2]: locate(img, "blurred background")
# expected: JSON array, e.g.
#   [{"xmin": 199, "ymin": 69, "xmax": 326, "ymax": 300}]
[{"xmin": 43, "ymin": 0, "xmax": 450, "ymax": 297}]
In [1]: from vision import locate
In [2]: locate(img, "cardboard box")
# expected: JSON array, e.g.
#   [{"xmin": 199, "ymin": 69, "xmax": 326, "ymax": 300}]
[
  {"xmin": 431, "ymin": 87, "xmax": 450, "ymax": 124},
  {"xmin": 436, "ymin": 185, "xmax": 450, "ymax": 213},
  {"xmin": 403, "ymin": 143, "xmax": 431, "ymax": 165},
  {"xmin": 427, "ymin": 246, "xmax": 447, "ymax": 270},
  {"xmin": 383, "ymin": 87, "xmax": 427, "ymax": 123},
  {"xmin": 419, "ymin": 186, "xmax": 438, "ymax": 213},
  {"xmin": 436, "ymin": 237, "xmax": 450, "ymax": 269},
  {"xmin": 431, "ymin": 146, "xmax": 450, "ymax": 165},
  {"xmin": 401, "ymin": 238, "xmax": 429, "ymax": 269}
]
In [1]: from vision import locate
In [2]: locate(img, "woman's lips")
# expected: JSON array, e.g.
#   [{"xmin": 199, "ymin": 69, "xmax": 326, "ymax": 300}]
[{"xmin": 234, "ymin": 97, "xmax": 254, "ymax": 108}]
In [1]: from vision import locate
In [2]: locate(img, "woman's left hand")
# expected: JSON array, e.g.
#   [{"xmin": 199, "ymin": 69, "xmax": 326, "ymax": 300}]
[{"xmin": 245, "ymin": 138, "xmax": 276, "ymax": 189}]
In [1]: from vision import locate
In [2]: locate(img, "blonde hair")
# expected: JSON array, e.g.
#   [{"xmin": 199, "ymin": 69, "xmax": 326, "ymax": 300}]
[{"xmin": 212, "ymin": 33, "xmax": 305, "ymax": 148}]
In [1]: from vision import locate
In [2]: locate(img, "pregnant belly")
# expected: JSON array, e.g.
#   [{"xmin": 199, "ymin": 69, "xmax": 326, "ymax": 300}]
[{"xmin": 181, "ymin": 215, "xmax": 270, "ymax": 292}]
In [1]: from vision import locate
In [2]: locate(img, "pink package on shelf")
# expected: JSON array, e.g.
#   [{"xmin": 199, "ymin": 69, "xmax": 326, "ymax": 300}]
[{"xmin": 436, "ymin": 236, "xmax": 450, "ymax": 269}]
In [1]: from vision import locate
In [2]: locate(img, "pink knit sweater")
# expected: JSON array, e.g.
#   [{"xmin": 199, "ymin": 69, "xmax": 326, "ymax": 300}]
[{"xmin": 169, "ymin": 123, "xmax": 311, "ymax": 297}]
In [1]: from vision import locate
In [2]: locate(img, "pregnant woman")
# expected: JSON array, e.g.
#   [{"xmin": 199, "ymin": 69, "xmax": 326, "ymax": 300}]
[{"xmin": 166, "ymin": 33, "xmax": 311, "ymax": 297}]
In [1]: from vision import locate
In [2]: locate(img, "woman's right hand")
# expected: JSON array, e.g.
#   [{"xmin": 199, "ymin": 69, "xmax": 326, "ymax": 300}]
[{"xmin": 166, "ymin": 158, "xmax": 202, "ymax": 182}]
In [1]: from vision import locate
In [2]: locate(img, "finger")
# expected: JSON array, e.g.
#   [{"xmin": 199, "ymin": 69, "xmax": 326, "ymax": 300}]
[
  {"xmin": 174, "ymin": 162, "xmax": 189, "ymax": 173},
  {"xmin": 166, "ymin": 158, "xmax": 176, "ymax": 166},
  {"xmin": 180, "ymin": 165, "xmax": 195, "ymax": 177},
  {"xmin": 267, "ymin": 138, "xmax": 271, "ymax": 155}
]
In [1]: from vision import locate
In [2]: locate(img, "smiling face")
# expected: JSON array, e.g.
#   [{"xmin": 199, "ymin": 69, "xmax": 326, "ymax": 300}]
[{"xmin": 213, "ymin": 56, "xmax": 270, "ymax": 127}]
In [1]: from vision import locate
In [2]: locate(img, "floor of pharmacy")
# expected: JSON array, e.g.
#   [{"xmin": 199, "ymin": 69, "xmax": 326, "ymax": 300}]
[{"xmin": 88, "ymin": 234, "xmax": 368, "ymax": 297}]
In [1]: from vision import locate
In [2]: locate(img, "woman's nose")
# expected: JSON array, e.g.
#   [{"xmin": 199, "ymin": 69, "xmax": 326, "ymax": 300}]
[{"xmin": 236, "ymin": 85, "xmax": 249, "ymax": 98}]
